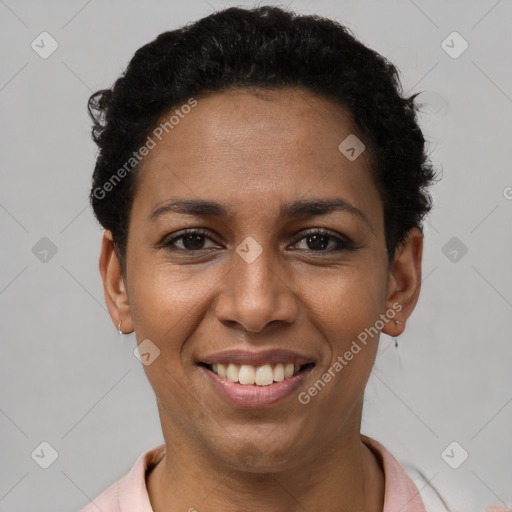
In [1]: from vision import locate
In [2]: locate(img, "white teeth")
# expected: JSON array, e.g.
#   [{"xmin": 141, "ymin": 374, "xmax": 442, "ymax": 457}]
[
  {"xmin": 239, "ymin": 364, "xmax": 256, "ymax": 385},
  {"xmin": 217, "ymin": 363, "xmax": 227, "ymax": 378},
  {"xmin": 255, "ymin": 364, "xmax": 274, "ymax": 386},
  {"xmin": 273, "ymin": 363, "xmax": 284, "ymax": 382},
  {"xmin": 284, "ymin": 363, "xmax": 295, "ymax": 379},
  {"xmin": 209, "ymin": 362, "xmax": 308, "ymax": 386},
  {"xmin": 226, "ymin": 363, "xmax": 240, "ymax": 382}
]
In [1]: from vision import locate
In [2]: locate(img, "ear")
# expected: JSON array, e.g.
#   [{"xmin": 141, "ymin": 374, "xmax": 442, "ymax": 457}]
[
  {"xmin": 99, "ymin": 230, "xmax": 134, "ymax": 334},
  {"xmin": 381, "ymin": 227, "xmax": 423, "ymax": 338}
]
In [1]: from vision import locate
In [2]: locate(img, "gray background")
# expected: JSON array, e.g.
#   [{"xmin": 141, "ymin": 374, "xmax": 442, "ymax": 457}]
[{"xmin": 0, "ymin": 0, "xmax": 511, "ymax": 511}]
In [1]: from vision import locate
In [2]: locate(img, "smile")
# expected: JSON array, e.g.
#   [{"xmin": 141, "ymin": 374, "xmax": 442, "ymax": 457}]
[
  {"xmin": 202, "ymin": 362, "xmax": 315, "ymax": 386},
  {"xmin": 197, "ymin": 348, "xmax": 316, "ymax": 407}
]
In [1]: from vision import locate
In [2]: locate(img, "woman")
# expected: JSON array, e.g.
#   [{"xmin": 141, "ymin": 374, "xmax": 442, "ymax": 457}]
[{"xmin": 82, "ymin": 5, "xmax": 440, "ymax": 511}]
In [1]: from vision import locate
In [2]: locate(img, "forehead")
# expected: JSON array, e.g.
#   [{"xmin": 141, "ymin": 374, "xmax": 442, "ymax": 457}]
[
  {"xmin": 145, "ymin": 87, "xmax": 366, "ymax": 162},
  {"xmin": 132, "ymin": 87, "xmax": 381, "ymax": 225}
]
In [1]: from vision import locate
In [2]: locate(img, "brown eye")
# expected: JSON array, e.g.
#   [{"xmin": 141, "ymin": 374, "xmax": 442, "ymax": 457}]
[
  {"xmin": 162, "ymin": 229, "xmax": 220, "ymax": 252},
  {"xmin": 292, "ymin": 229, "xmax": 354, "ymax": 252}
]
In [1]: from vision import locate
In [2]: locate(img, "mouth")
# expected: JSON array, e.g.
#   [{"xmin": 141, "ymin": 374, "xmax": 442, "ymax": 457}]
[
  {"xmin": 198, "ymin": 361, "xmax": 315, "ymax": 386},
  {"xmin": 196, "ymin": 349, "xmax": 316, "ymax": 408}
]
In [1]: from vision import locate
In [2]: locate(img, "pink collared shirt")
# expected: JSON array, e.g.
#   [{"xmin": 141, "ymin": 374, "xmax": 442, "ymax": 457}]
[{"xmin": 79, "ymin": 435, "xmax": 428, "ymax": 512}]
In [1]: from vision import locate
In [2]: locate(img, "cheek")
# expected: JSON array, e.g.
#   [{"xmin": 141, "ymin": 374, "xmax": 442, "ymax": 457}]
[
  {"xmin": 129, "ymin": 260, "xmax": 219, "ymax": 335},
  {"xmin": 301, "ymin": 260, "xmax": 387, "ymax": 408},
  {"xmin": 307, "ymin": 262, "xmax": 387, "ymax": 351},
  {"xmin": 128, "ymin": 264, "xmax": 214, "ymax": 419},
  {"xmin": 299, "ymin": 280, "xmax": 383, "ymax": 430},
  {"xmin": 127, "ymin": 261, "xmax": 225, "ymax": 394}
]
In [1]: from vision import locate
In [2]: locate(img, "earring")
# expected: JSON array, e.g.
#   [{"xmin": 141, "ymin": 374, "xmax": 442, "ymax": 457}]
[
  {"xmin": 118, "ymin": 320, "xmax": 124, "ymax": 335},
  {"xmin": 394, "ymin": 319, "xmax": 402, "ymax": 348}
]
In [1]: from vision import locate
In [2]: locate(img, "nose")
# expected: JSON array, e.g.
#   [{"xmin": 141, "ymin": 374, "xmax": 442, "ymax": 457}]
[{"xmin": 215, "ymin": 245, "xmax": 298, "ymax": 333}]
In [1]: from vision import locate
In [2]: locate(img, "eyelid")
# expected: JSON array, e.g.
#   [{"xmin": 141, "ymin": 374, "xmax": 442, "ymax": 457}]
[
  {"xmin": 161, "ymin": 228, "xmax": 220, "ymax": 247},
  {"xmin": 160, "ymin": 227, "xmax": 355, "ymax": 253},
  {"xmin": 290, "ymin": 228, "xmax": 355, "ymax": 251}
]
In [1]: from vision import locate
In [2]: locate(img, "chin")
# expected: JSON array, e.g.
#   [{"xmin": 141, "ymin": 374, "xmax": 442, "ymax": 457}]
[{"xmin": 206, "ymin": 426, "xmax": 309, "ymax": 473}]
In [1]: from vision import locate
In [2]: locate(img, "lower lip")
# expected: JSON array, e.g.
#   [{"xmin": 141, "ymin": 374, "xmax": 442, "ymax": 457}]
[{"xmin": 200, "ymin": 365, "xmax": 314, "ymax": 408}]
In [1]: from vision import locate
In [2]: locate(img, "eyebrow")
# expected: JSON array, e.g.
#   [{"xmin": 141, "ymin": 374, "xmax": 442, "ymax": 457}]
[{"xmin": 148, "ymin": 197, "xmax": 371, "ymax": 229}]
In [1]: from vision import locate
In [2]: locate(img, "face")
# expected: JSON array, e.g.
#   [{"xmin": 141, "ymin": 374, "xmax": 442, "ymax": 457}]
[{"xmin": 100, "ymin": 87, "xmax": 422, "ymax": 471}]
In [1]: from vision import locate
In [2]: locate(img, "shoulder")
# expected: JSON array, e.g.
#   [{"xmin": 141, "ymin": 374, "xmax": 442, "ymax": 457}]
[
  {"xmin": 77, "ymin": 444, "xmax": 166, "ymax": 512},
  {"xmin": 361, "ymin": 434, "xmax": 447, "ymax": 512},
  {"xmin": 399, "ymin": 462, "xmax": 452, "ymax": 512},
  {"xmin": 362, "ymin": 435, "xmax": 487, "ymax": 512},
  {"xmin": 78, "ymin": 478, "xmax": 121, "ymax": 512}
]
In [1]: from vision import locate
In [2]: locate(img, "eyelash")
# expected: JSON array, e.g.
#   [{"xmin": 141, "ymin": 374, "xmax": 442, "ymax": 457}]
[{"xmin": 161, "ymin": 228, "xmax": 355, "ymax": 254}]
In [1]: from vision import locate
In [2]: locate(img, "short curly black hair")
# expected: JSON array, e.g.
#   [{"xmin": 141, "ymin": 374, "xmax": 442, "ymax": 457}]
[{"xmin": 88, "ymin": 5, "xmax": 438, "ymax": 276}]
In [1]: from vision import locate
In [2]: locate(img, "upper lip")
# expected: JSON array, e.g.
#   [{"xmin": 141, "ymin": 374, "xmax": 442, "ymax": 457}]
[{"xmin": 198, "ymin": 348, "xmax": 316, "ymax": 367}]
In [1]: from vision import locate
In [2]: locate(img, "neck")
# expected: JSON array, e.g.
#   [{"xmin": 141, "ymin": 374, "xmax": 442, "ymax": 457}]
[{"xmin": 147, "ymin": 422, "xmax": 385, "ymax": 512}]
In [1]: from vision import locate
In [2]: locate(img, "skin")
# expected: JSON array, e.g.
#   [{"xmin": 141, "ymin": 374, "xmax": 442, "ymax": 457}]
[{"xmin": 99, "ymin": 86, "xmax": 423, "ymax": 512}]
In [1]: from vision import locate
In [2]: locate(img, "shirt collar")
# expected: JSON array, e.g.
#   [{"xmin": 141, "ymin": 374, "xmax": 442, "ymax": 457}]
[
  {"xmin": 117, "ymin": 436, "xmax": 426, "ymax": 512},
  {"xmin": 361, "ymin": 434, "xmax": 427, "ymax": 512}
]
